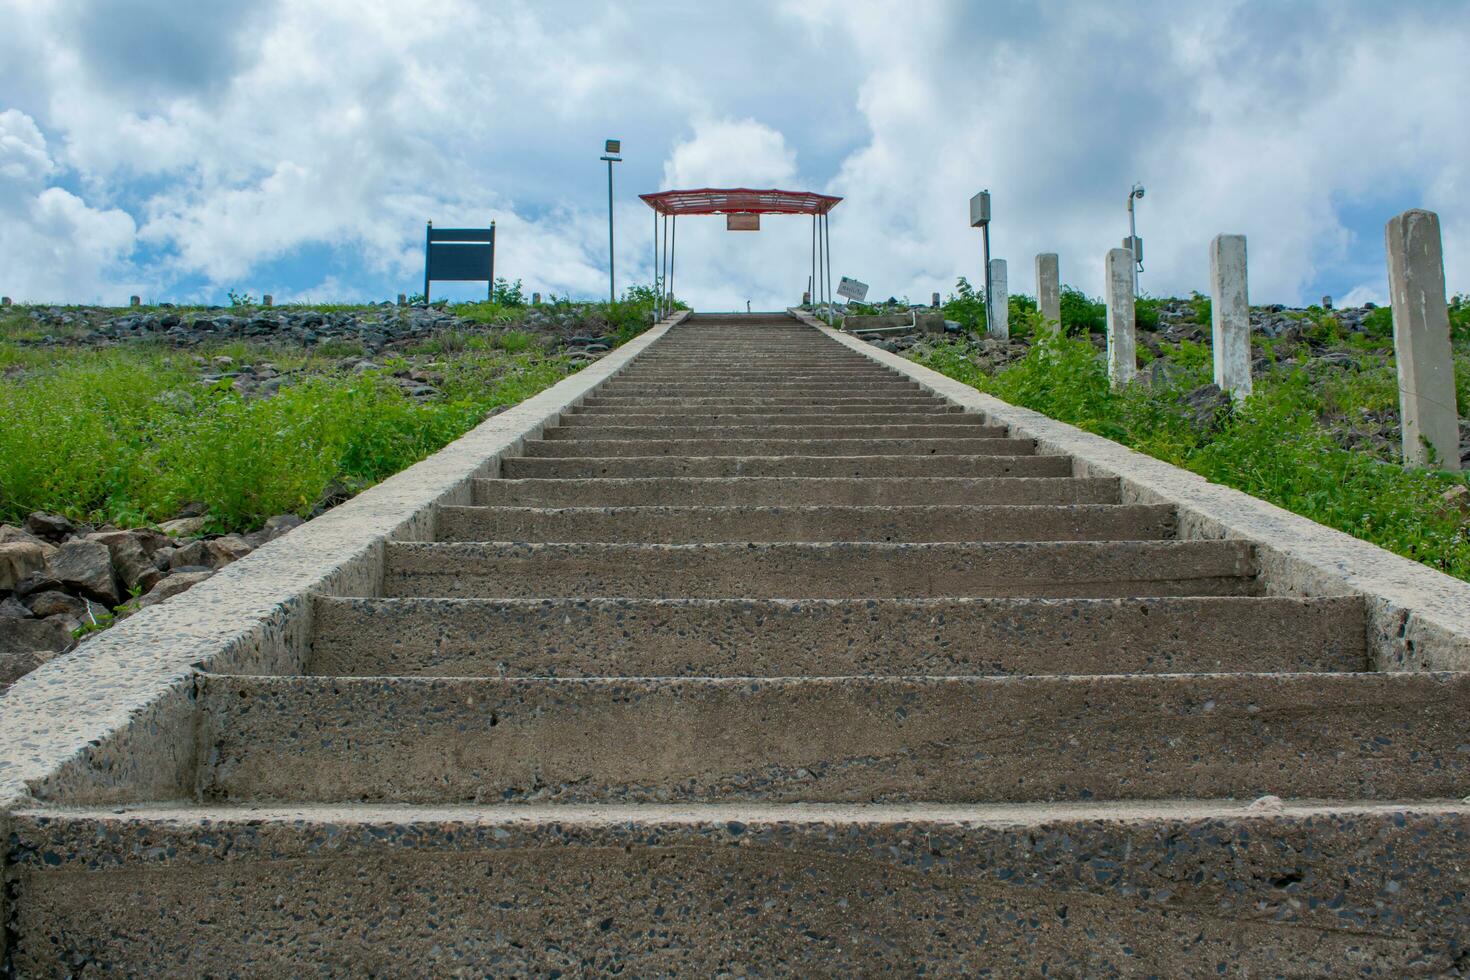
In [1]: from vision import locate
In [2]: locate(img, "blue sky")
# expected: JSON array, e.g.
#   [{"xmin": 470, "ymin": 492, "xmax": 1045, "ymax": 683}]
[{"xmin": 1, "ymin": 0, "xmax": 1467, "ymax": 310}]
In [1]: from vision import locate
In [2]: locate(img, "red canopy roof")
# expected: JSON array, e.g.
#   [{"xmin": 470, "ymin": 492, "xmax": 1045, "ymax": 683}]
[{"xmin": 640, "ymin": 187, "xmax": 842, "ymax": 217}]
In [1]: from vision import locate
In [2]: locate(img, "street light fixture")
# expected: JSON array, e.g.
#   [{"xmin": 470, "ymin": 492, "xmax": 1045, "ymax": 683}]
[
  {"xmin": 1125, "ymin": 182, "xmax": 1145, "ymax": 295},
  {"xmin": 969, "ymin": 189, "xmax": 993, "ymax": 333},
  {"xmin": 600, "ymin": 139, "xmax": 623, "ymax": 304}
]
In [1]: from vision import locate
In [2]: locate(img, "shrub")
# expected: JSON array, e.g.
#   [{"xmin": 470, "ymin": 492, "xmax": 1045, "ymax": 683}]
[{"xmin": 1059, "ymin": 286, "xmax": 1106, "ymax": 335}]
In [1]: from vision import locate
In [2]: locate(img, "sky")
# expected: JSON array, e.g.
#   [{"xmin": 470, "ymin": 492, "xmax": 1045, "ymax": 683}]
[{"xmin": 1, "ymin": 0, "xmax": 1467, "ymax": 311}]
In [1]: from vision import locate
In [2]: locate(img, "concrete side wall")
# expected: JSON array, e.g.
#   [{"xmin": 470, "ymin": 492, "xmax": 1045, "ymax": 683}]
[
  {"xmin": 0, "ymin": 314, "xmax": 685, "ymax": 816},
  {"xmin": 798, "ymin": 309, "xmax": 1470, "ymax": 671}
]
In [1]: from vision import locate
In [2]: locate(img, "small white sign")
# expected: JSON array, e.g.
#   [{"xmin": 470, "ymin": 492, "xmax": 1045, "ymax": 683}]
[{"xmin": 837, "ymin": 277, "xmax": 869, "ymax": 302}]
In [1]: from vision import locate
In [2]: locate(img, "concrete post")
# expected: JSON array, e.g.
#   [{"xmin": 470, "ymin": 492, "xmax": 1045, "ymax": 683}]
[
  {"xmin": 129, "ymin": 295, "xmax": 140, "ymax": 307},
  {"xmin": 3, "ymin": 296, "xmax": 14, "ymax": 307},
  {"xmin": 988, "ymin": 258, "xmax": 1008, "ymax": 340},
  {"xmin": 263, "ymin": 294, "xmax": 273, "ymax": 307},
  {"xmin": 1386, "ymin": 208, "xmax": 1460, "ymax": 470},
  {"xmin": 532, "ymin": 292, "xmax": 541, "ymax": 305},
  {"xmin": 1209, "ymin": 234, "xmax": 1252, "ymax": 398},
  {"xmin": 397, "ymin": 293, "xmax": 407, "ymax": 306},
  {"xmin": 1036, "ymin": 253, "xmax": 1061, "ymax": 334},
  {"xmin": 931, "ymin": 292, "xmax": 940, "ymax": 308},
  {"xmin": 1105, "ymin": 248, "xmax": 1136, "ymax": 386}
]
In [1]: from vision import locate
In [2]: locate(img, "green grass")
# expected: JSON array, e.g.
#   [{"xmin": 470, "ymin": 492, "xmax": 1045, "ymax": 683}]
[
  {"xmin": 0, "ymin": 288, "xmax": 664, "ymax": 532},
  {"xmin": 912, "ymin": 330, "xmax": 1470, "ymax": 581},
  {"xmin": 0, "ymin": 344, "xmax": 584, "ymax": 531}
]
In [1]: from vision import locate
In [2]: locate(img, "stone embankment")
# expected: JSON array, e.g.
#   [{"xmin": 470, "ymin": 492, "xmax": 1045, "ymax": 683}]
[
  {"xmin": 0, "ymin": 511, "xmax": 302, "ymax": 689},
  {"xmin": 8, "ymin": 302, "xmax": 625, "ymax": 360}
]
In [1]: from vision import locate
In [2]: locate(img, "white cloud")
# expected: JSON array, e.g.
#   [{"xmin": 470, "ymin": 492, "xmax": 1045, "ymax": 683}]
[
  {"xmin": 0, "ymin": 109, "xmax": 139, "ymax": 303},
  {"xmin": 0, "ymin": 0, "xmax": 1466, "ymax": 308}
]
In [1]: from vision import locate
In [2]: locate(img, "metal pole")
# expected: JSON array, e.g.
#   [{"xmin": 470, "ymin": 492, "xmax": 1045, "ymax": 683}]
[
  {"xmin": 823, "ymin": 212, "xmax": 834, "ymax": 325},
  {"xmin": 652, "ymin": 206, "xmax": 660, "ymax": 319},
  {"xmin": 488, "ymin": 221, "xmax": 496, "ymax": 302},
  {"xmin": 669, "ymin": 214, "xmax": 677, "ymax": 309},
  {"xmin": 661, "ymin": 213, "xmax": 669, "ymax": 314},
  {"xmin": 424, "ymin": 221, "xmax": 432, "ymax": 304},
  {"xmin": 982, "ymin": 223, "xmax": 992, "ymax": 335},
  {"xmin": 607, "ymin": 160, "xmax": 616, "ymax": 304},
  {"xmin": 1128, "ymin": 194, "xmax": 1139, "ymax": 296},
  {"xmin": 811, "ymin": 215, "xmax": 817, "ymax": 309}
]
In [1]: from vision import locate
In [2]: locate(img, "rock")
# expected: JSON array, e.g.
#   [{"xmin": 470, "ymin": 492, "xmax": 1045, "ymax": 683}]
[
  {"xmin": 1441, "ymin": 484, "xmax": 1470, "ymax": 516},
  {"xmin": 138, "ymin": 569, "xmax": 214, "ymax": 608},
  {"xmin": 0, "ymin": 595, "xmax": 33, "ymax": 618},
  {"xmin": 88, "ymin": 531, "xmax": 165, "ymax": 593},
  {"xmin": 205, "ymin": 534, "xmax": 254, "ymax": 567},
  {"xmin": 0, "ymin": 524, "xmax": 56, "ymax": 556},
  {"xmin": 1182, "ymin": 383, "xmax": 1231, "ymax": 431},
  {"xmin": 1, "ymin": 648, "xmax": 62, "ymax": 686},
  {"xmin": 24, "ymin": 590, "xmax": 86, "ymax": 619},
  {"xmin": 159, "ymin": 516, "xmax": 208, "ymax": 537},
  {"xmin": 0, "ymin": 540, "xmax": 48, "ymax": 592},
  {"xmin": 24, "ymin": 511, "xmax": 74, "ymax": 542},
  {"xmin": 0, "ymin": 616, "xmax": 74, "ymax": 656},
  {"xmin": 263, "ymin": 514, "xmax": 305, "ymax": 539},
  {"xmin": 168, "ymin": 540, "xmax": 211, "ymax": 569},
  {"xmin": 46, "ymin": 539, "xmax": 121, "ymax": 605}
]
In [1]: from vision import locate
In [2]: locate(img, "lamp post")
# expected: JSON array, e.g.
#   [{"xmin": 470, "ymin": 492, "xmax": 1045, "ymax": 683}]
[
  {"xmin": 600, "ymin": 139, "xmax": 622, "ymax": 304},
  {"xmin": 1125, "ymin": 182, "xmax": 1145, "ymax": 296},
  {"xmin": 969, "ymin": 190, "xmax": 992, "ymax": 333}
]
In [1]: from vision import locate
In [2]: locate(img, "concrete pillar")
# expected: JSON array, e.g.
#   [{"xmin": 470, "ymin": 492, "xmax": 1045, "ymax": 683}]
[
  {"xmin": 1209, "ymin": 234, "xmax": 1251, "ymax": 398},
  {"xmin": 129, "ymin": 295, "xmax": 141, "ymax": 307},
  {"xmin": 397, "ymin": 293, "xmax": 407, "ymax": 306},
  {"xmin": 988, "ymin": 258, "xmax": 1008, "ymax": 340},
  {"xmin": 4, "ymin": 296, "xmax": 14, "ymax": 307},
  {"xmin": 1386, "ymin": 209, "xmax": 1460, "ymax": 470},
  {"xmin": 1322, "ymin": 295, "xmax": 1333, "ymax": 310},
  {"xmin": 1105, "ymin": 247, "xmax": 1136, "ymax": 386},
  {"xmin": 262, "ymin": 294, "xmax": 273, "ymax": 307},
  {"xmin": 1036, "ymin": 253, "xmax": 1061, "ymax": 334},
  {"xmin": 931, "ymin": 292, "xmax": 940, "ymax": 308},
  {"xmin": 532, "ymin": 292, "xmax": 541, "ymax": 305}
]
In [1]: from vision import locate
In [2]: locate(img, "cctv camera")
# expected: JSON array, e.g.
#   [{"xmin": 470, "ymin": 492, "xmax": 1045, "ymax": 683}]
[{"xmin": 1133, "ymin": 185, "xmax": 1145, "ymax": 199}]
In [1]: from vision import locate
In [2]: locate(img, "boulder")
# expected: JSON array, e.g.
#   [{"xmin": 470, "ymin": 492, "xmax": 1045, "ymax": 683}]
[
  {"xmin": 24, "ymin": 511, "xmax": 74, "ymax": 541},
  {"xmin": 46, "ymin": 539, "xmax": 121, "ymax": 605},
  {"xmin": 24, "ymin": 590, "xmax": 86, "ymax": 619},
  {"xmin": 158, "ymin": 516, "xmax": 208, "ymax": 537},
  {"xmin": 206, "ymin": 534, "xmax": 254, "ymax": 567},
  {"xmin": 138, "ymin": 569, "xmax": 214, "ymax": 608},
  {"xmin": 88, "ymin": 531, "xmax": 165, "ymax": 593},
  {"xmin": 0, "ymin": 616, "xmax": 74, "ymax": 656},
  {"xmin": 0, "ymin": 540, "xmax": 47, "ymax": 592},
  {"xmin": 168, "ymin": 540, "xmax": 211, "ymax": 570},
  {"xmin": 0, "ymin": 595, "xmax": 33, "ymax": 618},
  {"xmin": 0, "ymin": 524, "xmax": 57, "ymax": 557}
]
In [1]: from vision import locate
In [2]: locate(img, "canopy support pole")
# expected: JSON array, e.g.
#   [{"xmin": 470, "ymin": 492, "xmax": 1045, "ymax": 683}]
[{"xmin": 669, "ymin": 215, "xmax": 677, "ymax": 310}]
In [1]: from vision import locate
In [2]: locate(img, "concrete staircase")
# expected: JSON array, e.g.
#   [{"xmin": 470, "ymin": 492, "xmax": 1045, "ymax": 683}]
[{"xmin": 9, "ymin": 314, "xmax": 1469, "ymax": 974}]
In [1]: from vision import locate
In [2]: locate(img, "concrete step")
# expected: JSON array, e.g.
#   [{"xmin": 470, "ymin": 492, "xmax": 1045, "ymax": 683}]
[
  {"xmin": 561, "ymin": 409, "xmax": 972, "ymax": 423},
  {"xmin": 501, "ymin": 454, "xmax": 1074, "ymax": 479},
  {"xmin": 581, "ymin": 395, "xmax": 948, "ymax": 408},
  {"xmin": 194, "ymin": 670, "xmax": 1466, "ymax": 805},
  {"xmin": 11, "ymin": 799, "xmax": 1463, "ymax": 975},
  {"xmin": 308, "ymin": 595, "xmax": 1367, "ymax": 677},
  {"xmin": 600, "ymin": 383, "xmax": 925, "ymax": 396},
  {"xmin": 472, "ymin": 476, "xmax": 1117, "ymax": 507},
  {"xmin": 381, "ymin": 540, "xmax": 1256, "ymax": 599},
  {"xmin": 541, "ymin": 423, "xmax": 1010, "ymax": 441},
  {"xmin": 523, "ymin": 436, "xmax": 1035, "ymax": 458},
  {"xmin": 616, "ymin": 370, "xmax": 894, "ymax": 379},
  {"xmin": 434, "ymin": 503, "xmax": 1175, "ymax": 544}
]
